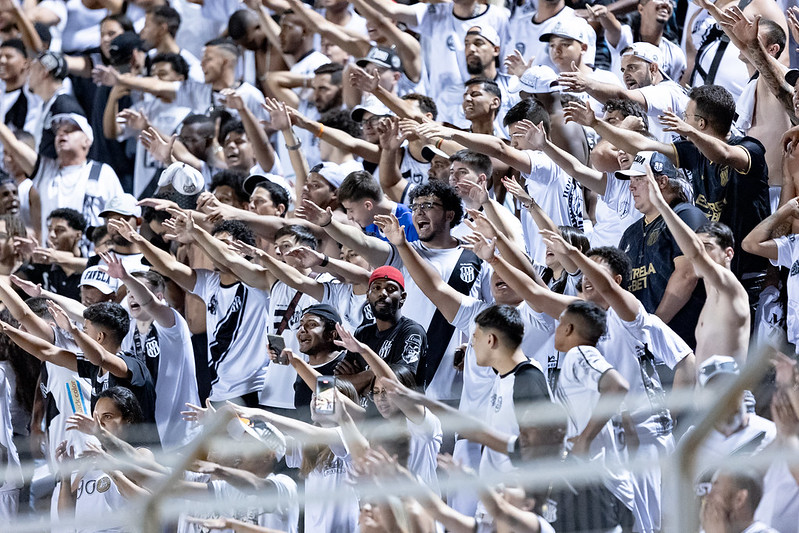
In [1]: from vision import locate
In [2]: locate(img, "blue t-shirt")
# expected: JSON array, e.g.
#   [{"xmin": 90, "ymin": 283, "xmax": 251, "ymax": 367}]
[{"xmin": 364, "ymin": 203, "xmax": 419, "ymax": 242}]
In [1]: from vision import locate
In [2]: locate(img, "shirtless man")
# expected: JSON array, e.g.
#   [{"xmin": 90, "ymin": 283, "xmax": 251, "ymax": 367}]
[{"xmin": 645, "ymin": 170, "xmax": 750, "ymax": 365}]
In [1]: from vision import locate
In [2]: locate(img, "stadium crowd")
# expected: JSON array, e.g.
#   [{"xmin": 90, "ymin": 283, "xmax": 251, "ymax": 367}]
[{"xmin": 0, "ymin": 0, "xmax": 797, "ymax": 531}]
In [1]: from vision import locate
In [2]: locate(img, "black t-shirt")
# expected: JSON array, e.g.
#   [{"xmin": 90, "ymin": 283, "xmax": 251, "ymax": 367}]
[
  {"xmin": 345, "ymin": 316, "xmax": 427, "ymax": 379},
  {"xmin": 673, "ymin": 136, "xmax": 770, "ymax": 277},
  {"xmin": 76, "ymin": 351, "xmax": 157, "ymax": 427},
  {"xmin": 293, "ymin": 351, "xmax": 347, "ymax": 411},
  {"xmin": 509, "ymin": 360, "xmax": 551, "ymax": 406},
  {"xmin": 22, "ymin": 263, "xmax": 82, "ymax": 301},
  {"xmin": 619, "ymin": 202, "xmax": 708, "ymax": 347}
]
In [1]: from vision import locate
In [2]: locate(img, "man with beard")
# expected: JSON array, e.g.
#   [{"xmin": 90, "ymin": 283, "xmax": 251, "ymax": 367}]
[
  {"xmin": 439, "ymin": 26, "xmax": 519, "ymax": 137},
  {"xmin": 86, "ymin": 194, "xmax": 148, "ymax": 274},
  {"xmin": 336, "ymin": 266, "xmax": 427, "ymax": 393},
  {"xmin": 303, "ymin": 180, "xmax": 488, "ymax": 401}
]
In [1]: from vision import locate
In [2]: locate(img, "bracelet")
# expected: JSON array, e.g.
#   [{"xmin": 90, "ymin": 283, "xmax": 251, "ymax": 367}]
[
  {"xmin": 285, "ymin": 140, "xmax": 302, "ymax": 151},
  {"xmin": 319, "ymin": 217, "xmax": 332, "ymax": 228},
  {"xmin": 521, "ymin": 201, "xmax": 532, "ymax": 210},
  {"xmin": 435, "ymin": 138, "xmax": 444, "ymax": 150},
  {"xmin": 320, "ymin": 255, "xmax": 329, "ymax": 267},
  {"xmin": 316, "ymin": 125, "xmax": 325, "ymax": 138}
]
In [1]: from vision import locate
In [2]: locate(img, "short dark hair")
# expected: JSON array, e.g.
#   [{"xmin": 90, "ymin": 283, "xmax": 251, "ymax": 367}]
[
  {"xmin": 408, "ymin": 180, "xmax": 464, "ymax": 228},
  {"xmin": 337, "ymin": 171, "xmax": 381, "ymax": 203},
  {"xmin": 449, "ymin": 150, "xmax": 492, "ymax": 179},
  {"xmin": 204, "ymin": 37, "xmax": 239, "ymax": 58},
  {"xmin": 603, "ymin": 98, "xmax": 649, "ymax": 131},
  {"xmin": 89, "ymin": 224, "xmax": 109, "ymax": 246},
  {"xmin": 319, "ymin": 109, "xmax": 360, "ymax": 138},
  {"xmin": 564, "ymin": 300, "xmax": 607, "ymax": 345},
  {"xmin": 401, "ymin": 93, "xmax": 438, "ymax": 121},
  {"xmin": 0, "ymin": 214, "xmax": 25, "ymax": 240},
  {"xmin": 759, "ymin": 18, "xmax": 786, "ymax": 59},
  {"xmin": 101, "ymin": 13, "xmax": 135, "ymax": 34},
  {"xmin": 688, "ymin": 85, "xmax": 736, "ymax": 135},
  {"xmin": 47, "ymin": 208, "xmax": 87, "ymax": 232},
  {"xmin": 586, "ymin": 246, "xmax": 632, "ymax": 287},
  {"xmin": 718, "ymin": 468, "xmax": 765, "ymax": 514},
  {"xmin": 275, "ymin": 224, "xmax": 319, "ymax": 251},
  {"xmin": 559, "ymin": 226, "xmax": 590, "ymax": 254},
  {"xmin": 314, "ymin": 62, "xmax": 344, "ymax": 85},
  {"xmin": 131, "ymin": 270, "xmax": 166, "ymax": 295},
  {"xmin": 96, "ymin": 386, "xmax": 144, "ymax": 425},
  {"xmin": 697, "ymin": 221, "xmax": 735, "ymax": 250},
  {"xmin": 83, "ymin": 302, "xmax": 130, "ymax": 346},
  {"xmin": 212, "ymin": 220, "xmax": 256, "ymax": 247},
  {"xmin": 181, "ymin": 113, "xmax": 215, "ymax": 131},
  {"xmin": 465, "ymin": 77, "xmax": 501, "ymax": 102},
  {"xmin": 227, "ymin": 9, "xmax": 258, "ymax": 41},
  {"xmin": 0, "ymin": 39, "xmax": 26, "ymax": 58},
  {"xmin": 254, "ymin": 180, "xmax": 290, "ymax": 216},
  {"xmin": 474, "ymin": 305, "xmax": 525, "ymax": 349},
  {"xmin": 210, "ymin": 169, "xmax": 249, "ymax": 204},
  {"xmin": 26, "ymin": 297, "xmax": 52, "ymax": 319},
  {"xmin": 151, "ymin": 5, "xmax": 181, "ymax": 37},
  {"xmin": 504, "ymin": 98, "xmax": 550, "ymax": 135},
  {"xmin": 218, "ymin": 119, "xmax": 246, "ymax": 146},
  {"xmin": 149, "ymin": 52, "xmax": 189, "ymax": 79}
]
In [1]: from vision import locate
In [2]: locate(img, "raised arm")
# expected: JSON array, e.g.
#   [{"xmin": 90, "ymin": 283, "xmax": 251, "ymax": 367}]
[
  {"xmin": 564, "ymin": 100, "xmax": 674, "ymax": 161},
  {"xmin": 742, "ymin": 197, "xmax": 799, "ymax": 260},
  {"xmin": 465, "ymin": 232, "xmax": 577, "ymax": 319},
  {"xmin": 285, "ymin": 246, "xmax": 371, "ymax": 286},
  {"xmin": 230, "ymin": 239, "xmax": 322, "ymax": 300},
  {"xmin": 101, "ymin": 252, "xmax": 175, "ymax": 328},
  {"xmin": 291, "ymin": 108, "xmax": 380, "ymax": 163},
  {"xmin": 107, "ymin": 219, "xmax": 196, "ymax": 291},
  {"xmin": 285, "ymin": 0, "xmax": 370, "ymax": 57},
  {"xmin": 541, "ymin": 229, "xmax": 640, "ymax": 321},
  {"xmin": 375, "ymin": 214, "xmax": 462, "ymax": 322},
  {"xmin": 516, "ymin": 120, "xmax": 608, "ymax": 194},
  {"xmin": 416, "ymin": 123, "xmax": 533, "ymax": 174},
  {"xmin": 223, "ymin": 89, "xmax": 275, "ymax": 172},
  {"xmin": 10, "ymin": 274, "xmax": 86, "ymax": 323},
  {"xmin": 295, "ymin": 200, "xmax": 392, "ymax": 268},
  {"xmin": 558, "ymin": 67, "xmax": 645, "ymax": 107},
  {"xmin": 659, "ymin": 110, "xmax": 751, "ymax": 172},
  {"xmin": 0, "ymin": 275, "xmax": 53, "ymax": 342},
  {"xmin": 0, "ymin": 120, "xmax": 36, "ymax": 176},
  {"xmin": 48, "ymin": 302, "xmax": 129, "ymax": 379},
  {"xmin": 0, "ymin": 320, "xmax": 76, "ymax": 370},
  {"xmin": 95, "ymin": 67, "xmax": 177, "ymax": 101},
  {"xmin": 264, "ymin": 98, "xmax": 308, "ymax": 197}
]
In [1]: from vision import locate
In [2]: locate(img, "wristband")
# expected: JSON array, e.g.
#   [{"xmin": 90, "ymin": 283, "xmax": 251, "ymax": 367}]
[
  {"xmin": 316, "ymin": 125, "xmax": 325, "ymax": 138},
  {"xmin": 285, "ymin": 140, "xmax": 302, "ymax": 151},
  {"xmin": 320, "ymin": 255, "xmax": 329, "ymax": 267},
  {"xmin": 435, "ymin": 138, "xmax": 444, "ymax": 150},
  {"xmin": 319, "ymin": 217, "xmax": 332, "ymax": 228}
]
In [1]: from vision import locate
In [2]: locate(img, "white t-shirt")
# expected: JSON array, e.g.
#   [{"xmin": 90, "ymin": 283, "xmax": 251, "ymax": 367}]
[
  {"xmin": 771, "ymin": 235, "xmax": 799, "ymax": 349},
  {"xmin": 438, "ymin": 73, "xmax": 520, "ymax": 139},
  {"xmin": 452, "ymin": 296, "xmax": 555, "ymax": 417},
  {"xmin": 290, "ymin": 50, "xmax": 331, "ymax": 102},
  {"xmin": 511, "ymin": 6, "xmax": 596, "ymax": 71},
  {"xmin": 209, "ymin": 474, "xmax": 299, "ymax": 533},
  {"xmin": 755, "ymin": 456, "xmax": 799, "ymax": 533},
  {"xmin": 61, "ymin": 0, "xmax": 106, "ymax": 53},
  {"xmin": 385, "ymin": 241, "xmax": 491, "ymax": 400},
  {"xmin": 302, "ymin": 430, "xmax": 360, "ymax": 533},
  {"xmin": 688, "ymin": 13, "xmax": 749, "ymax": 102},
  {"xmin": 0, "ymin": 83, "xmax": 41, "ymax": 135},
  {"xmin": 407, "ymin": 408, "xmax": 443, "ymax": 495},
  {"xmin": 609, "ymin": 26, "xmax": 687, "ymax": 83},
  {"xmin": 72, "ymin": 470, "xmax": 126, "ymax": 533},
  {"xmin": 688, "ymin": 414, "xmax": 776, "ymax": 495},
  {"xmin": 174, "ymin": 0, "xmax": 226, "ymax": 59},
  {"xmin": 191, "ymin": 270, "xmax": 270, "ymax": 401},
  {"xmin": 38, "ymin": 1, "xmax": 68, "ymax": 52},
  {"xmin": 0, "ymin": 367, "xmax": 21, "ymax": 495},
  {"xmin": 121, "ymin": 310, "xmax": 201, "ymax": 449},
  {"xmin": 260, "ymin": 275, "xmax": 334, "ymax": 408},
  {"xmin": 121, "ymin": 94, "xmax": 192, "ymax": 198},
  {"xmin": 554, "ymin": 345, "xmax": 637, "ymax": 511},
  {"xmin": 32, "ymin": 157, "xmax": 124, "ymax": 245},
  {"xmin": 173, "ymin": 80, "xmax": 269, "ymax": 121},
  {"xmin": 520, "ymin": 150, "xmax": 584, "ymax": 264},
  {"xmin": 595, "ymin": 171, "xmax": 642, "ymax": 247},
  {"xmin": 416, "ymin": 3, "xmax": 510, "ymax": 100},
  {"xmin": 635, "ymin": 80, "xmax": 689, "ymax": 142},
  {"xmin": 322, "ymin": 281, "xmax": 371, "ymax": 332}
]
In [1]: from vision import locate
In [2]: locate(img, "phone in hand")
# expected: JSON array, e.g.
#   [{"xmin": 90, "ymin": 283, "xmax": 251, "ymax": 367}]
[
  {"xmin": 315, "ymin": 376, "xmax": 336, "ymax": 415},
  {"xmin": 267, "ymin": 335, "xmax": 288, "ymax": 364}
]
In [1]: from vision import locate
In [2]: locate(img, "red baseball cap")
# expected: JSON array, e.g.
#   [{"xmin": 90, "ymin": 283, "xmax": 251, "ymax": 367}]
[{"xmin": 368, "ymin": 266, "xmax": 405, "ymax": 290}]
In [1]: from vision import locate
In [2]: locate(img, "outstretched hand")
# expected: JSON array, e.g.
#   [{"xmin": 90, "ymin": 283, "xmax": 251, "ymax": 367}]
[
  {"xmin": 47, "ymin": 301, "xmax": 75, "ymax": 332},
  {"xmin": 564, "ymin": 100, "xmax": 597, "ymax": 127},
  {"xmin": 99, "ymin": 252, "xmax": 128, "ymax": 281},
  {"xmin": 295, "ymin": 199, "xmax": 333, "ymax": 227},
  {"xmin": 334, "ymin": 323, "xmax": 366, "ymax": 353},
  {"xmin": 462, "ymin": 232, "xmax": 497, "ymax": 262},
  {"xmin": 374, "ymin": 213, "xmax": 406, "ymax": 246}
]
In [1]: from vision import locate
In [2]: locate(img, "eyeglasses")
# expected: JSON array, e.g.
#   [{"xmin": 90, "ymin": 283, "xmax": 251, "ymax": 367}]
[
  {"xmin": 409, "ymin": 201, "xmax": 443, "ymax": 213},
  {"xmin": 367, "ymin": 389, "xmax": 388, "ymax": 401},
  {"xmin": 681, "ymin": 112, "xmax": 705, "ymax": 121}
]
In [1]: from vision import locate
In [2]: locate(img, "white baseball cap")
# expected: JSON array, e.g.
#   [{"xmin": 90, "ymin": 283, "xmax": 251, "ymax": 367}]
[
  {"xmin": 79, "ymin": 266, "xmax": 119, "ymax": 295},
  {"xmin": 509, "ymin": 65, "xmax": 560, "ymax": 94},
  {"xmin": 351, "ymin": 96, "xmax": 392, "ymax": 123},
  {"xmin": 99, "ymin": 193, "xmax": 141, "ymax": 218},
  {"xmin": 466, "ymin": 25, "xmax": 501, "ymax": 47},
  {"xmin": 539, "ymin": 18, "xmax": 591, "ymax": 45},
  {"xmin": 311, "ymin": 162, "xmax": 346, "ymax": 189},
  {"xmin": 157, "ymin": 162, "xmax": 205, "ymax": 195},
  {"xmin": 51, "ymin": 113, "xmax": 94, "ymax": 144},
  {"xmin": 622, "ymin": 42, "xmax": 663, "ymax": 70}
]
